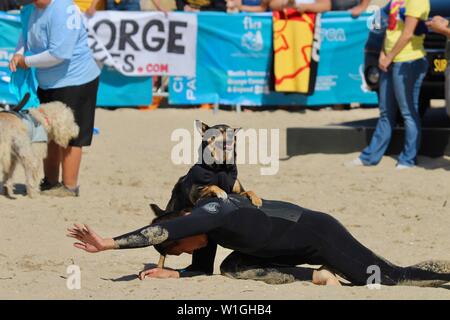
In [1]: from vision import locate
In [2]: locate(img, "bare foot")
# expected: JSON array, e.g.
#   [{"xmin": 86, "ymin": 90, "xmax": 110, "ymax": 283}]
[{"xmin": 312, "ymin": 268, "xmax": 342, "ymax": 286}]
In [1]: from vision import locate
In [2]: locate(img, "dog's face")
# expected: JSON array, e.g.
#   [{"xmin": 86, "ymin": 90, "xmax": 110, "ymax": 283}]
[{"xmin": 196, "ymin": 120, "xmax": 240, "ymax": 166}]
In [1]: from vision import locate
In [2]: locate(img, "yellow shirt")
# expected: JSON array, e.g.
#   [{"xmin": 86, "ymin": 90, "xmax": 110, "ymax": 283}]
[
  {"xmin": 384, "ymin": 0, "xmax": 430, "ymax": 63},
  {"xmin": 74, "ymin": 0, "xmax": 105, "ymax": 12}
]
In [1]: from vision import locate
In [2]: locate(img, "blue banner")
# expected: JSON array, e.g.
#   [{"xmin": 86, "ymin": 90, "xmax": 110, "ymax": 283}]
[
  {"xmin": 0, "ymin": 12, "xmax": 152, "ymax": 107},
  {"xmin": 1, "ymin": 11, "xmax": 376, "ymax": 108},
  {"xmin": 0, "ymin": 12, "xmax": 21, "ymax": 105},
  {"xmin": 169, "ymin": 12, "xmax": 378, "ymax": 106},
  {"xmin": 97, "ymin": 66, "xmax": 152, "ymax": 107}
]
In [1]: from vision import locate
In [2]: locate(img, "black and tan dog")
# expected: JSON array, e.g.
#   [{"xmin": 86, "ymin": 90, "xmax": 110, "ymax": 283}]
[
  {"xmin": 150, "ymin": 120, "xmax": 261, "ymax": 268},
  {"xmin": 163, "ymin": 120, "xmax": 261, "ymax": 213}
]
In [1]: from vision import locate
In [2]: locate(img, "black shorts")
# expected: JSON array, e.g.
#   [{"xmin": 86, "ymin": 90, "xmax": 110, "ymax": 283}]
[{"xmin": 38, "ymin": 77, "xmax": 99, "ymax": 147}]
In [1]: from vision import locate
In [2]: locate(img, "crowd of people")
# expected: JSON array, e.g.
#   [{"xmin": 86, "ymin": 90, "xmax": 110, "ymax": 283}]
[{"xmin": 0, "ymin": 0, "xmax": 370, "ymax": 14}]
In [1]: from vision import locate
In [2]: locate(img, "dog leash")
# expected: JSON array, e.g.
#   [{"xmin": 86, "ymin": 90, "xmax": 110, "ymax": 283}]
[
  {"xmin": 12, "ymin": 93, "xmax": 30, "ymax": 112},
  {"xmin": 157, "ymin": 254, "xmax": 166, "ymax": 268}
]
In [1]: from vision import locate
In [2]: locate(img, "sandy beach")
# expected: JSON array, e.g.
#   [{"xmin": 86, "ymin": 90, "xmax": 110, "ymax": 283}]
[{"xmin": 0, "ymin": 106, "xmax": 449, "ymax": 299}]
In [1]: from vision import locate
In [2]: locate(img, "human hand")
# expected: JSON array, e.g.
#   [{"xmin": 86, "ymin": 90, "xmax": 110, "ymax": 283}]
[
  {"xmin": 350, "ymin": 5, "xmax": 366, "ymax": 18},
  {"xmin": 378, "ymin": 51, "xmax": 393, "ymax": 73},
  {"xmin": 67, "ymin": 224, "xmax": 113, "ymax": 253},
  {"xmin": 226, "ymin": 0, "xmax": 240, "ymax": 12},
  {"xmin": 9, "ymin": 54, "xmax": 27, "ymax": 72},
  {"xmin": 138, "ymin": 267, "xmax": 180, "ymax": 280},
  {"xmin": 85, "ymin": 5, "xmax": 97, "ymax": 17},
  {"xmin": 426, "ymin": 16, "xmax": 449, "ymax": 34},
  {"xmin": 184, "ymin": 5, "xmax": 199, "ymax": 12}
]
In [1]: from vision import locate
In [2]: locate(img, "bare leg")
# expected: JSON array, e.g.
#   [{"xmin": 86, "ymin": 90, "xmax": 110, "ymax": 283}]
[
  {"xmin": 62, "ymin": 146, "xmax": 82, "ymax": 189},
  {"xmin": 44, "ymin": 141, "xmax": 62, "ymax": 185}
]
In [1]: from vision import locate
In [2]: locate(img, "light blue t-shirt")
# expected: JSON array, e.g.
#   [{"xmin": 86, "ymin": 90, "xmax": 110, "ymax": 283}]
[{"xmin": 24, "ymin": 0, "xmax": 100, "ymax": 89}]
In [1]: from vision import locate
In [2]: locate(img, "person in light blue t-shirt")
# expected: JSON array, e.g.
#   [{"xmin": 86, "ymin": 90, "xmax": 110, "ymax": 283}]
[{"xmin": 9, "ymin": 0, "xmax": 100, "ymax": 197}]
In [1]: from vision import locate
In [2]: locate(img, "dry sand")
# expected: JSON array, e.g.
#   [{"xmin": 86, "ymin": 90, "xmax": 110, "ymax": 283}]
[{"xmin": 1, "ymin": 106, "xmax": 449, "ymax": 299}]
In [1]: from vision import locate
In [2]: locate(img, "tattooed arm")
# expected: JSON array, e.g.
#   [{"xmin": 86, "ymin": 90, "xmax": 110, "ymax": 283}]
[
  {"xmin": 113, "ymin": 225, "xmax": 168, "ymax": 249},
  {"xmin": 67, "ymin": 224, "xmax": 171, "ymax": 252},
  {"xmin": 68, "ymin": 200, "xmax": 227, "ymax": 252}
]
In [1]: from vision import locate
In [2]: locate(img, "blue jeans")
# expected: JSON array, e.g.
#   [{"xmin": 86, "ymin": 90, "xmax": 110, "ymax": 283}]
[{"xmin": 360, "ymin": 57, "xmax": 428, "ymax": 166}]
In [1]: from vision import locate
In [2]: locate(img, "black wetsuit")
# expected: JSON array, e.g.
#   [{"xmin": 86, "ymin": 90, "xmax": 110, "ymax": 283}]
[{"xmin": 114, "ymin": 195, "xmax": 450, "ymax": 286}]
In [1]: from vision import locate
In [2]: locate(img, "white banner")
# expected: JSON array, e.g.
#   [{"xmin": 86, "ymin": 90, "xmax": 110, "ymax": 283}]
[{"xmin": 87, "ymin": 12, "xmax": 197, "ymax": 76}]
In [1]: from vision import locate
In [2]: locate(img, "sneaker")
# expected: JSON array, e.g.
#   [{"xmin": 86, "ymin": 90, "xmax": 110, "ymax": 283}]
[
  {"xmin": 39, "ymin": 178, "xmax": 61, "ymax": 191},
  {"xmin": 396, "ymin": 164, "xmax": 414, "ymax": 170},
  {"xmin": 345, "ymin": 158, "xmax": 365, "ymax": 167},
  {"xmin": 41, "ymin": 184, "xmax": 80, "ymax": 197}
]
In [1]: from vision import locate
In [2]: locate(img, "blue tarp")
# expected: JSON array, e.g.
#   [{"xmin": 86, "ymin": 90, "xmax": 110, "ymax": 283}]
[
  {"xmin": 169, "ymin": 12, "xmax": 378, "ymax": 106},
  {"xmin": 0, "ymin": 11, "xmax": 377, "ymax": 107}
]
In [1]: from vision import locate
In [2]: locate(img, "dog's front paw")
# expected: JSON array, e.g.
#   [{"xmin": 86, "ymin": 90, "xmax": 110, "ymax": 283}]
[
  {"xmin": 200, "ymin": 185, "xmax": 228, "ymax": 200},
  {"xmin": 215, "ymin": 189, "xmax": 228, "ymax": 200},
  {"xmin": 2, "ymin": 185, "xmax": 16, "ymax": 199},
  {"xmin": 241, "ymin": 191, "xmax": 262, "ymax": 207}
]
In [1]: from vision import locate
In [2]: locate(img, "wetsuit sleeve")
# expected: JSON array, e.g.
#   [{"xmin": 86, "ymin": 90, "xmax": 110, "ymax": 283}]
[
  {"xmin": 113, "ymin": 206, "xmax": 224, "ymax": 249},
  {"xmin": 178, "ymin": 240, "xmax": 217, "ymax": 278}
]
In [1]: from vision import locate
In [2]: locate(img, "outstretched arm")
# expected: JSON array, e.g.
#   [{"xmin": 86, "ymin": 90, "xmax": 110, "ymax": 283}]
[
  {"xmin": 349, "ymin": 0, "xmax": 370, "ymax": 17},
  {"xmin": 426, "ymin": 16, "xmax": 450, "ymax": 38},
  {"xmin": 67, "ymin": 223, "xmax": 174, "ymax": 251},
  {"xmin": 296, "ymin": 0, "xmax": 331, "ymax": 13},
  {"xmin": 269, "ymin": 0, "xmax": 331, "ymax": 13},
  {"xmin": 68, "ymin": 203, "xmax": 225, "ymax": 252},
  {"xmin": 67, "ymin": 224, "xmax": 116, "ymax": 252}
]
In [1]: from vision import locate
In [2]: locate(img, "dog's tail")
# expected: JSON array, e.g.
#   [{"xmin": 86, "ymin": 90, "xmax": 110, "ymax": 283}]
[{"xmin": 0, "ymin": 128, "xmax": 12, "ymax": 172}]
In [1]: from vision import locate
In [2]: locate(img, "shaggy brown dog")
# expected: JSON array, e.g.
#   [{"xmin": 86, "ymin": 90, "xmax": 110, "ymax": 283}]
[{"xmin": 0, "ymin": 102, "xmax": 79, "ymax": 198}]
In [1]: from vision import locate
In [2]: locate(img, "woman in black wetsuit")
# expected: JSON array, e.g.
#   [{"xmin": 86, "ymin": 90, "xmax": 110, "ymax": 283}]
[{"xmin": 68, "ymin": 195, "xmax": 450, "ymax": 287}]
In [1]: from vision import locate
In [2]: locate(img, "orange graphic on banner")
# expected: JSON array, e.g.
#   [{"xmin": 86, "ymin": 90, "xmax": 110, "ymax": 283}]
[{"xmin": 273, "ymin": 10, "xmax": 317, "ymax": 93}]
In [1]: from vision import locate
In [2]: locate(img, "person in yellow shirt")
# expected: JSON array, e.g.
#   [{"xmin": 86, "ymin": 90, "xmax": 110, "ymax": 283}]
[{"xmin": 348, "ymin": 0, "xmax": 430, "ymax": 169}]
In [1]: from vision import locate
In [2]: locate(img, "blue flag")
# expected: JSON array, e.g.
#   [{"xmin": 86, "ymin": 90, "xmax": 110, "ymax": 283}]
[{"xmin": 9, "ymin": 4, "xmax": 40, "ymax": 110}]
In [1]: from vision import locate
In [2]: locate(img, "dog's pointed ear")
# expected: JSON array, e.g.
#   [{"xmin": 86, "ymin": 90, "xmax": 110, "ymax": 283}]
[
  {"xmin": 149, "ymin": 203, "xmax": 165, "ymax": 216},
  {"xmin": 195, "ymin": 120, "xmax": 209, "ymax": 136}
]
